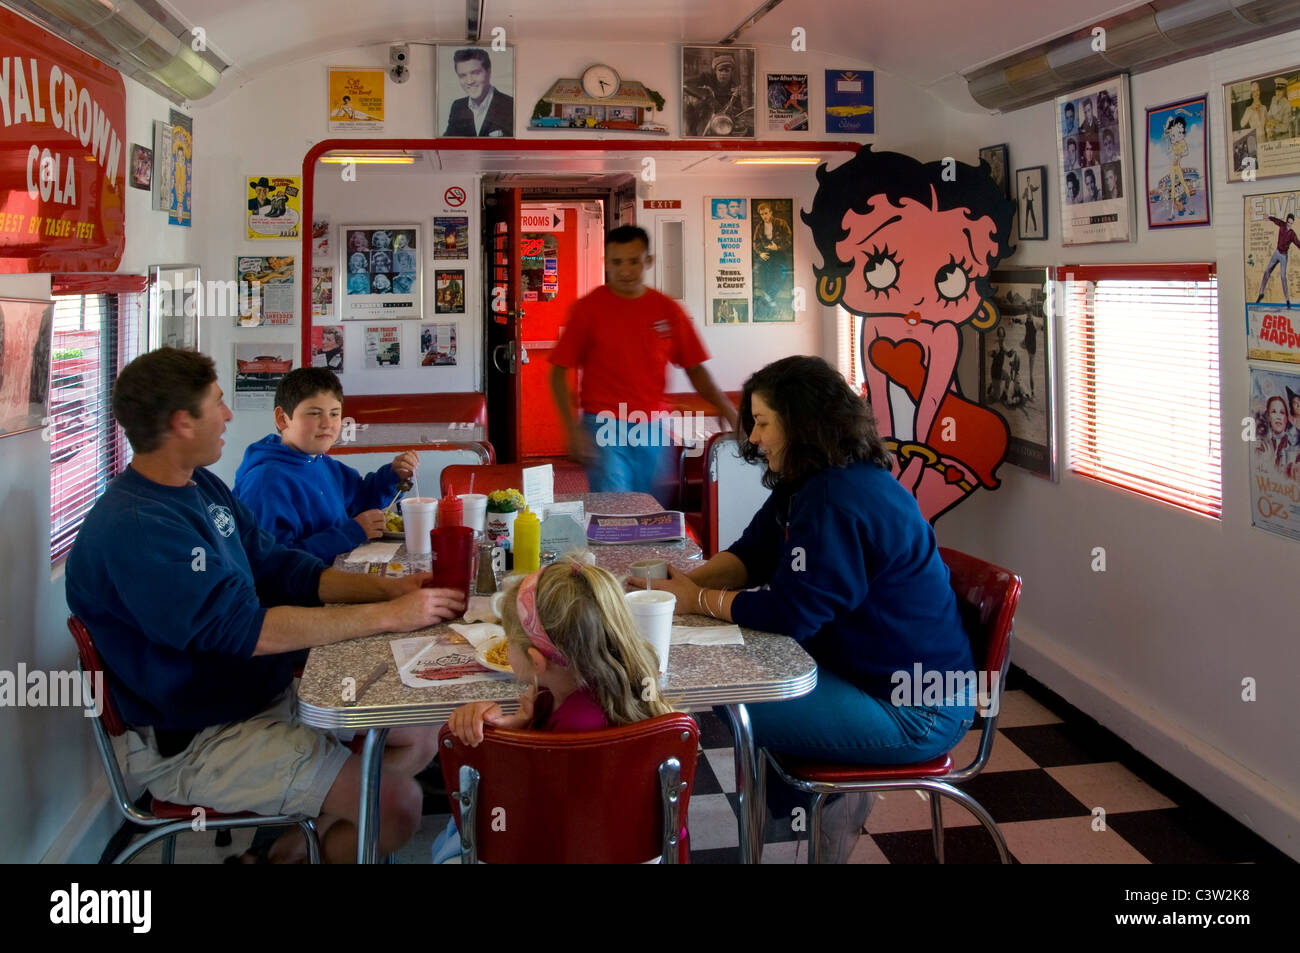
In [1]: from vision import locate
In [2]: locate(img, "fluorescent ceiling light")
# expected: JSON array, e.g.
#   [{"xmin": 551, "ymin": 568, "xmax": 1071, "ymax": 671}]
[
  {"xmin": 319, "ymin": 155, "xmax": 415, "ymax": 165},
  {"xmin": 733, "ymin": 157, "xmax": 822, "ymax": 165}
]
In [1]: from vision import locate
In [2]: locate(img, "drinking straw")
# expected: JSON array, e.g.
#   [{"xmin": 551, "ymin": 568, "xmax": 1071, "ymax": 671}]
[
  {"xmin": 469, "ymin": 472, "xmax": 476, "ymax": 495},
  {"xmin": 644, "ymin": 576, "xmax": 651, "ymax": 591},
  {"xmin": 413, "ymin": 473, "xmax": 420, "ymax": 499}
]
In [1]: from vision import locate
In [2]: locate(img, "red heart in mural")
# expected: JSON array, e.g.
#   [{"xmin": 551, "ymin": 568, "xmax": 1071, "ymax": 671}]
[
  {"xmin": 944, "ymin": 467, "xmax": 965, "ymax": 484},
  {"xmin": 867, "ymin": 338, "xmax": 926, "ymax": 400}
]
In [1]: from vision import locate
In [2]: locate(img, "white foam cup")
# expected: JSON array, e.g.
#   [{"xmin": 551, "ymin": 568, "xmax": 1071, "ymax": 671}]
[
  {"xmin": 628, "ymin": 558, "xmax": 669, "ymax": 582},
  {"xmin": 459, "ymin": 493, "xmax": 488, "ymax": 535},
  {"xmin": 625, "ymin": 589, "xmax": 676, "ymax": 674},
  {"xmin": 400, "ymin": 497, "xmax": 437, "ymax": 555}
]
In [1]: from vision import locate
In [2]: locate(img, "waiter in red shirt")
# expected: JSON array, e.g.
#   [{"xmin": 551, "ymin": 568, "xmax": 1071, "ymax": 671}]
[{"xmin": 550, "ymin": 225, "xmax": 738, "ymax": 500}]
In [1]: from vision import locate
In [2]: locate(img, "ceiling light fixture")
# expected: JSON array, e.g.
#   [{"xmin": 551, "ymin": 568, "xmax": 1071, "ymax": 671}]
[
  {"xmin": 733, "ymin": 156, "xmax": 823, "ymax": 165},
  {"xmin": 319, "ymin": 155, "xmax": 416, "ymax": 165}
]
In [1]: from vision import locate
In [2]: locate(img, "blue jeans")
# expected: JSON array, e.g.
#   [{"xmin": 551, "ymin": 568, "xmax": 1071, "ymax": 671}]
[
  {"xmin": 729, "ymin": 666, "xmax": 976, "ymax": 818},
  {"xmin": 582, "ymin": 413, "xmax": 675, "ymax": 502}
]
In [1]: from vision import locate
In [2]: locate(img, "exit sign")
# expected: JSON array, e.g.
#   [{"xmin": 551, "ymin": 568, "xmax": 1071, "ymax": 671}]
[{"xmin": 642, "ymin": 200, "xmax": 682, "ymax": 209}]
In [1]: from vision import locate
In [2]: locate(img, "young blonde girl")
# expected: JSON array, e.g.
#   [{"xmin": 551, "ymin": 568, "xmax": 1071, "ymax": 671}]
[{"xmin": 433, "ymin": 557, "xmax": 675, "ymax": 861}]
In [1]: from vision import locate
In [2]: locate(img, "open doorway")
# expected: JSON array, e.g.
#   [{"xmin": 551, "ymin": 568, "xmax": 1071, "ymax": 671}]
[{"xmin": 480, "ymin": 173, "xmax": 635, "ymax": 464}]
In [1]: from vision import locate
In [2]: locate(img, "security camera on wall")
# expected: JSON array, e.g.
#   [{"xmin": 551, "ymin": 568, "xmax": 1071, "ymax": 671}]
[{"xmin": 390, "ymin": 44, "xmax": 410, "ymax": 83}]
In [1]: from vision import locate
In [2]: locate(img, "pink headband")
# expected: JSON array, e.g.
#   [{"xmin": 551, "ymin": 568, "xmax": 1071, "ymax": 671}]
[{"xmin": 515, "ymin": 570, "xmax": 568, "ymax": 667}]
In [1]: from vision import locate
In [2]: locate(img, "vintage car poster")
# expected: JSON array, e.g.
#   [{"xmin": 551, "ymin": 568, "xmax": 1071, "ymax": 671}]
[
  {"xmin": 364, "ymin": 325, "xmax": 401, "ymax": 368},
  {"xmin": 234, "ymin": 343, "xmax": 293, "ymax": 410},
  {"xmin": 1224, "ymin": 67, "xmax": 1300, "ymax": 183},
  {"xmin": 766, "ymin": 73, "xmax": 808, "ymax": 132},
  {"xmin": 824, "ymin": 69, "xmax": 874, "ymax": 134},
  {"xmin": 343, "ymin": 225, "xmax": 421, "ymax": 319},
  {"xmin": 1056, "ymin": 76, "xmax": 1133, "ymax": 245},
  {"xmin": 1244, "ymin": 190, "xmax": 1300, "ymax": 363},
  {"xmin": 327, "ymin": 68, "xmax": 385, "ymax": 134},
  {"xmin": 977, "ymin": 269, "xmax": 1056, "ymax": 479},
  {"xmin": 236, "ymin": 256, "xmax": 295, "ymax": 326},
  {"xmin": 1249, "ymin": 366, "xmax": 1300, "ymax": 542},
  {"xmin": 247, "ymin": 175, "xmax": 302, "ymax": 240}
]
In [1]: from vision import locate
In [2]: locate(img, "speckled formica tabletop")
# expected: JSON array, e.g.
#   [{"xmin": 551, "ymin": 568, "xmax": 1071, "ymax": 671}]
[{"xmin": 301, "ymin": 492, "xmax": 816, "ymax": 730}]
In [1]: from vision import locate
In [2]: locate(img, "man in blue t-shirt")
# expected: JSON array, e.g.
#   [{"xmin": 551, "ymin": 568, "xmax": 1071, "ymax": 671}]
[{"xmin": 67, "ymin": 348, "xmax": 465, "ymax": 863}]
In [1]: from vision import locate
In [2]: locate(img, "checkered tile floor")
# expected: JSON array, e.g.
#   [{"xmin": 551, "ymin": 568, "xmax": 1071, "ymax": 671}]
[{"xmin": 116, "ymin": 670, "xmax": 1293, "ymax": 864}]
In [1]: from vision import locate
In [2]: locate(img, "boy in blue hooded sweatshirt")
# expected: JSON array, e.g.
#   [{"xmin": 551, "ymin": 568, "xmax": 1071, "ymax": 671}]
[{"xmin": 234, "ymin": 368, "xmax": 419, "ymax": 562}]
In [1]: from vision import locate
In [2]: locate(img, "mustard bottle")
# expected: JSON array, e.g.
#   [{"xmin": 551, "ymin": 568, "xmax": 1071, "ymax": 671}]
[{"xmin": 512, "ymin": 507, "xmax": 541, "ymax": 574}]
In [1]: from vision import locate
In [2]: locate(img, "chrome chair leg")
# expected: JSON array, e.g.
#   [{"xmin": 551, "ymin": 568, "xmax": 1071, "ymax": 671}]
[
  {"xmin": 928, "ymin": 791, "xmax": 945, "ymax": 864},
  {"xmin": 298, "ymin": 818, "xmax": 321, "ymax": 864},
  {"xmin": 161, "ymin": 834, "xmax": 176, "ymax": 864},
  {"xmin": 808, "ymin": 794, "xmax": 826, "ymax": 865}
]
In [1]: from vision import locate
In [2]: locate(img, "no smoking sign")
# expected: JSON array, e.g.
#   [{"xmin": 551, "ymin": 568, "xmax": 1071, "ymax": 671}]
[{"xmin": 444, "ymin": 186, "xmax": 466, "ymax": 208}]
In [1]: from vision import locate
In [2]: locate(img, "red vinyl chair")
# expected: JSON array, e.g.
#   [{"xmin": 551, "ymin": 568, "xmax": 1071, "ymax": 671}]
[
  {"xmin": 763, "ymin": 548, "xmax": 1022, "ymax": 863},
  {"xmin": 440, "ymin": 463, "xmax": 525, "ymax": 498},
  {"xmin": 68, "ymin": 617, "xmax": 320, "ymax": 864},
  {"xmin": 437, "ymin": 713, "xmax": 699, "ymax": 863},
  {"xmin": 440, "ymin": 462, "xmax": 589, "ymax": 498}
]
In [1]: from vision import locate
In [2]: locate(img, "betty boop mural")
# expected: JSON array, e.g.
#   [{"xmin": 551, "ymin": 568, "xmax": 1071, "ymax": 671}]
[{"xmin": 804, "ymin": 147, "xmax": 1017, "ymax": 523}]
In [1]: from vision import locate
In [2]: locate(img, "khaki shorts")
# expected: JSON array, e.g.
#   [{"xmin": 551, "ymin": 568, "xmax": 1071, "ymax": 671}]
[{"xmin": 124, "ymin": 685, "xmax": 351, "ymax": 818}]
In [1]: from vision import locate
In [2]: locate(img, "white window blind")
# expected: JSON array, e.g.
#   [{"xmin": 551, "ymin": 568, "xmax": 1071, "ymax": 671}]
[
  {"xmin": 1063, "ymin": 263, "xmax": 1220, "ymax": 518},
  {"xmin": 836, "ymin": 306, "xmax": 863, "ymax": 393},
  {"xmin": 49, "ymin": 292, "xmax": 144, "ymax": 562}
]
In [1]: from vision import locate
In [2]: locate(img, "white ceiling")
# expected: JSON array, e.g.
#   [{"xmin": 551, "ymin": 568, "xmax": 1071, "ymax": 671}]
[{"xmin": 162, "ymin": 0, "xmax": 1150, "ymax": 102}]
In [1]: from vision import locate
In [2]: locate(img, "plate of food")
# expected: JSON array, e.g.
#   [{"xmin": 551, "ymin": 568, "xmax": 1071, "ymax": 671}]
[
  {"xmin": 383, "ymin": 510, "xmax": 405, "ymax": 541},
  {"xmin": 475, "ymin": 637, "xmax": 513, "ymax": 674}
]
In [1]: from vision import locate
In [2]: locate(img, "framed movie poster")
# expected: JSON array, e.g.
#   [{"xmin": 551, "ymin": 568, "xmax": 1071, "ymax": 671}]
[
  {"xmin": 978, "ymin": 268, "xmax": 1055, "ymax": 479},
  {"xmin": 327, "ymin": 67, "xmax": 385, "ymax": 134},
  {"xmin": 437, "ymin": 46, "xmax": 515, "ymax": 137},
  {"xmin": 435, "ymin": 269, "xmax": 465, "ymax": 314},
  {"xmin": 1055, "ymin": 76, "xmax": 1133, "ymax": 245},
  {"xmin": 979, "ymin": 144, "xmax": 1010, "ymax": 199},
  {"xmin": 147, "ymin": 264, "xmax": 200, "ymax": 351},
  {"xmin": 1223, "ymin": 66, "xmax": 1300, "ymax": 183},
  {"xmin": 681, "ymin": 46, "xmax": 756, "ymax": 138},
  {"xmin": 0, "ymin": 297, "xmax": 54, "ymax": 439},
  {"xmin": 1015, "ymin": 166, "xmax": 1047, "ymax": 241},
  {"xmin": 1248, "ymin": 365, "xmax": 1300, "ymax": 543},
  {"xmin": 1145, "ymin": 96, "xmax": 1210, "ymax": 228},
  {"xmin": 342, "ymin": 225, "xmax": 421, "ymax": 320},
  {"xmin": 1244, "ymin": 190, "xmax": 1300, "ymax": 363}
]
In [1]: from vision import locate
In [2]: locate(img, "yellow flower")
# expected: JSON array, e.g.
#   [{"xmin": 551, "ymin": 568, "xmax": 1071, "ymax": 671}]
[{"xmin": 487, "ymin": 488, "xmax": 526, "ymax": 512}]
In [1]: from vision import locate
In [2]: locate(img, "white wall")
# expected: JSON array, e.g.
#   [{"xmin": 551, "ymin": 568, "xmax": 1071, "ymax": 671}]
[
  {"xmin": 938, "ymin": 29, "xmax": 1300, "ymax": 859},
  {"xmin": 0, "ymin": 74, "xmax": 196, "ymax": 862}
]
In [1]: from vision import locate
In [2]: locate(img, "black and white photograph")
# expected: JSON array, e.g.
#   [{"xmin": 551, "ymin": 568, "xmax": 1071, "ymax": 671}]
[
  {"xmin": 978, "ymin": 268, "xmax": 1056, "ymax": 479},
  {"xmin": 681, "ymin": 45, "xmax": 756, "ymax": 138},
  {"xmin": 1015, "ymin": 166, "xmax": 1047, "ymax": 241},
  {"xmin": 437, "ymin": 45, "xmax": 515, "ymax": 137},
  {"xmin": 1055, "ymin": 77, "xmax": 1133, "ymax": 244},
  {"xmin": 979, "ymin": 144, "xmax": 1010, "ymax": 199}
]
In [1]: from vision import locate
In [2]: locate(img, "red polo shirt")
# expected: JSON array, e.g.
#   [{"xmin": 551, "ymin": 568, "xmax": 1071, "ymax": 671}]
[{"xmin": 550, "ymin": 285, "xmax": 709, "ymax": 418}]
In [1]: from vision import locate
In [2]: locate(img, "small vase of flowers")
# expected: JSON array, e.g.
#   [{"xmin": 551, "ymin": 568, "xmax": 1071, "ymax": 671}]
[{"xmin": 485, "ymin": 488, "xmax": 525, "ymax": 549}]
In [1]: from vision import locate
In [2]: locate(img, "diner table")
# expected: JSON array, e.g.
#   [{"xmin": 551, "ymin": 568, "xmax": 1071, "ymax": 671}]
[{"xmin": 297, "ymin": 491, "xmax": 817, "ymax": 863}]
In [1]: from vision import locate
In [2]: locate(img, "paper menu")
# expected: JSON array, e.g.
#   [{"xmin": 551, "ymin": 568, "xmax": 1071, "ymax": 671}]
[
  {"xmin": 390, "ymin": 633, "xmax": 510, "ymax": 689},
  {"xmin": 521, "ymin": 464, "xmax": 554, "ymax": 511}
]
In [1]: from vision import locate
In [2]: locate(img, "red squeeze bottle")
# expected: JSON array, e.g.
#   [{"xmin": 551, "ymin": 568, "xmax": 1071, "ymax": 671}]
[{"xmin": 436, "ymin": 495, "xmax": 463, "ymax": 529}]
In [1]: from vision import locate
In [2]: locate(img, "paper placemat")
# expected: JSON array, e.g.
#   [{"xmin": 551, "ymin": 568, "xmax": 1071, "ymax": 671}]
[
  {"xmin": 670, "ymin": 624, "xmax": 744, "ymax": 646},
  {"xmin": 390, "ymin": 632, "xmax": 510, "ymax": 688},
  {"xmin": 348, "ymin": 541, "xmax": 401, "ymax": 562}
]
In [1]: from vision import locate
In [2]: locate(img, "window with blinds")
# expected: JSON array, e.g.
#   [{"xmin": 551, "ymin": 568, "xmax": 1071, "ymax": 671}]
[
  {"xmin": 1063, "ymin": 263, "xmax": 1220, "ymax": 518},
  {"xmin": 49, "ymin": 292, "xmax": 145, "ymax": 562},
  {"xmin": 836, "ymin": 306, "xmax": 863, "ymax": 394}
]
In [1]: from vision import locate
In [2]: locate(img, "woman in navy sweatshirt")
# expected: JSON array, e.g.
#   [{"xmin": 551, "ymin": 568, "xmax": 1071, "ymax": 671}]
[{"xmin": 655, "ymin": 356, "xmax": 976, "ymax": 768}]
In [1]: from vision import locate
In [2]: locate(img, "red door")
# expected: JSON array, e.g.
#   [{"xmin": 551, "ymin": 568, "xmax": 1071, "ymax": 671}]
[{"xmin": 519, "ymin": 202, "xmax": 594, "ymax": 458}]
